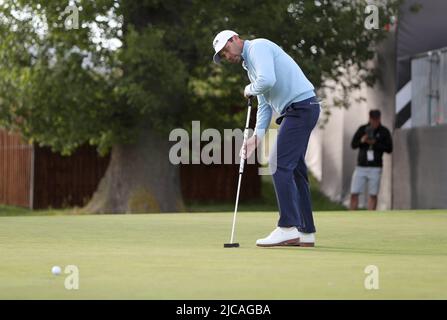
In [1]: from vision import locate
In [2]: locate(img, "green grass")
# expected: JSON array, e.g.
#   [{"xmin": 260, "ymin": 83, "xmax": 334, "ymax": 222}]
[
  {"xmin": 0, "ymin": 205, "xmax": 71, "ymax": 217},
  {"xmin": 0, "ymin": 210, "xmax": 446, "ymax": 299}
]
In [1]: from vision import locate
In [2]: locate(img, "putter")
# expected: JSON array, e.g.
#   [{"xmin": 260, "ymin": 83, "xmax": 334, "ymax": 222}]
[{"xmin": 224, "ymin": 97, "xmax": 253, "ymax": 248}]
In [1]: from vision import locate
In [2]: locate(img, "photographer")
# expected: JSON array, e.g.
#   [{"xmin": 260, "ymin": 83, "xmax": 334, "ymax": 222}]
[{"xmin": 349, "ymin": 110, "xmax": 392, "ymax": 210}]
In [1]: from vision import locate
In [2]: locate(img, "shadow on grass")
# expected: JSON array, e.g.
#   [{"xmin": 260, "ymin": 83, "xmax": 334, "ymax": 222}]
[
  {"xmin": 313, "ymin": 246, "xmax": 446, "ymax": 256},
  {"xmin": 250, "ymin": 245, "xmax": 445, "ymax": 256},
  {"xmin": 0, "ymin": 204, "xmax": 75, "ymax": 217}
]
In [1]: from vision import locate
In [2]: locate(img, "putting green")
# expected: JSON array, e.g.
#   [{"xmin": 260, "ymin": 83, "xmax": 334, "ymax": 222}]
[{"xmin": 0, "ymin": 210, "xmax": 446, "ymax": 299}]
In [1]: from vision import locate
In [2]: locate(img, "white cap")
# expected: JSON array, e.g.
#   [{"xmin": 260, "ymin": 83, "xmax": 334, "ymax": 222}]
[{"xmin": 212, "ymin": 30, "xmax": 238, "ymax": 64}]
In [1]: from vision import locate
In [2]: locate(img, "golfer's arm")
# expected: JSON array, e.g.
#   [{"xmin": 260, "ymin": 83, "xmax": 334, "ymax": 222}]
[
  {"xmin": 246, "ymin": 44, "xmax": 276, "ymax": 96},
  {"xmin": 253, "ymin": 95, "xmax": 273, "ymax": 140}
]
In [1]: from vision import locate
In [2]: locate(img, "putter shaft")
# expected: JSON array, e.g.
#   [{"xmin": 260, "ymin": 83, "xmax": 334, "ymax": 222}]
[
  {"xmin": 228, "ymin": 98, "xmax": 252, "ymax": 245},
  {"xmin": 229, "ymin": 173, "xmax": 243, "ymax": 244}
]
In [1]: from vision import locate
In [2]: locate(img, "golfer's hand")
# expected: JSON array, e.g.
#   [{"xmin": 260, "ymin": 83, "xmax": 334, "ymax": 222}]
[
  {"xmin": 240, "ymin": 136, "xmax": 257, "ymax": 160},
  {"xmin": 243, "ymin": 84, "xmax": 252, "ymax": 99}
]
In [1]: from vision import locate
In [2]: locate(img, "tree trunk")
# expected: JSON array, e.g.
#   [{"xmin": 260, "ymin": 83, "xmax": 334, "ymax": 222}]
[{"xmin": 83, "ymin": 128, "xmax": 184, "ymax": 213}]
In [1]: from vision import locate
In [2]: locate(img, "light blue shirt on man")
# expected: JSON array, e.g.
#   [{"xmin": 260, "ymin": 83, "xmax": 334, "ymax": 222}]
[{"xmin": 241, "ymin": 39, "xmax": 315, "ymax": 138}]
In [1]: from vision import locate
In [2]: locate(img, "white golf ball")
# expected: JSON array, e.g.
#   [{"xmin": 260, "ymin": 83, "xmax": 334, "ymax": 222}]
[{"xmin": 51, "ymin": 266, "xmax": 62, "ymax": 275}]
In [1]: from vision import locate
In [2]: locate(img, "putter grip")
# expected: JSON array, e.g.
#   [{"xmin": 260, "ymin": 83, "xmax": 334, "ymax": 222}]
[
  {"xmin": 239, "ymin": 98, "xmax": 252, "ymax": 174},
  {"xmin": 239, "ymin": 129, "xmax": 249, "ymax": 173},
  {"xmin": 248, "ymin": 96, "xmax": 253, "ymax": 107}
]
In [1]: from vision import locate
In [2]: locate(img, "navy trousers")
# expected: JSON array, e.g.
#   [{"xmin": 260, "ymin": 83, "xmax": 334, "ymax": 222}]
[{"xmin": 270, "ymin": 96, "xmax": 320, "ymax": 233}]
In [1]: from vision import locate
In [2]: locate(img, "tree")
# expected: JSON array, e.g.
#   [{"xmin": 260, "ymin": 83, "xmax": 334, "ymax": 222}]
[
  {"xmin": 187, "ymin": 0, "xmax": 402, "ymax": 125},
  {"xmin": 0, "ymin": 0, "xmax": 399, "ymax": 213}
]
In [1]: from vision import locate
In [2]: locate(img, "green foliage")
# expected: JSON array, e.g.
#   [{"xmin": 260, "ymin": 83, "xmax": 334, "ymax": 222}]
[
  {"xmin": 186, "ymin": 173, "xmax": 346, "ymax": 212},
  {"xmin": 116, "ymin": 26, "xmax": 187, "ymax": 134},
  {"xmin": 0, "ymin": 0, "xmax": 188, "ymax": 154},
  {"xmin": 186, "ymin": 0, "xmax": 402, "ymax": 128},
  {"xmin": 0, "ymin": 0, "xmax": 401, "ymax": 155}
]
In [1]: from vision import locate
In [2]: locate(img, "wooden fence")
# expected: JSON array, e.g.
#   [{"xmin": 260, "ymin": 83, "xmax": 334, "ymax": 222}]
[
  {"xmin": 33, "ymin": 145, "xmax": 110, "ymax": 209},
  {"xmin": 0, "ymin": 129, "xmax": 261, "ymax": 209},
  {"xmin": 0, "ymin": 130, "xmax": 33, "ymax": 208}
]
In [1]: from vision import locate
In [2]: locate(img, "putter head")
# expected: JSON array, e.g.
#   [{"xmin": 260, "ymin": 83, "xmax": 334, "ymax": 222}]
[{"xmin": 224, "ymin": 243, "xmax": 240, "ymax": 248}]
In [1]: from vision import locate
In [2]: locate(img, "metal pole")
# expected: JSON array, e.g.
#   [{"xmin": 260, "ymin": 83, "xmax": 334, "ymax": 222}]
[{"xmin": 229, "ymin": 98, "xmax": 252, "ymax": 244}]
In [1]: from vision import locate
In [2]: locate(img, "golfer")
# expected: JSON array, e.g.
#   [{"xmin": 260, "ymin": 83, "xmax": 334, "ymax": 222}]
[{"xmin": 212, "ymin": 30, "xmax": 320, "ymax": 247}]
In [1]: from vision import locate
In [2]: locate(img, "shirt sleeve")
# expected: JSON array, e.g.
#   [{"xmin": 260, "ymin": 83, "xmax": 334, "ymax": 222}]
[
  {"xmin": 245, "ymin": 43, "xmax": 277, "ymax": 96},
  {"xmin": 351, "ymin": 126, "xmax": 368, "ymax": 149},
  {"xmin": 253, "ymin": 94, "xmax": 273, "ymax": 139}
]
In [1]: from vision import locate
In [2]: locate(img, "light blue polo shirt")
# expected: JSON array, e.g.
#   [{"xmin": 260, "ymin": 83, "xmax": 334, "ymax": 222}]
[{"xmin": 241, "ymin": 39, "xmax": 315, "ymax": 137}]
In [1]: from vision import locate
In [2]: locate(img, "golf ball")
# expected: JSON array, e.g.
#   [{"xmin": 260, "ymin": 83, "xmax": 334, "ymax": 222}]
[{"xmin": 51, "ymin": 266, "xmax": 62, "ymax": 275}]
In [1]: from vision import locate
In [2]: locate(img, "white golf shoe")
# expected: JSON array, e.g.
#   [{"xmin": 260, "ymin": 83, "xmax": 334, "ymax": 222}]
[
  {"xmin": 256, "ymin": 227, "xmax": 300, "ymax": 247},
  {"xmin": 256, "ymin": 227, "xmax": 315, "ymax": 247},
  {"xmin": 296, "ymin": 231, "xmax": 315, "ymax": 247}
]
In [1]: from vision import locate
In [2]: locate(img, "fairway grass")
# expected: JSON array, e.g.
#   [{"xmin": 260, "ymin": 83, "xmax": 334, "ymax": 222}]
[{"xmin": 0, "ymin": 210, "xmax": 446, "ymax": 299}]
